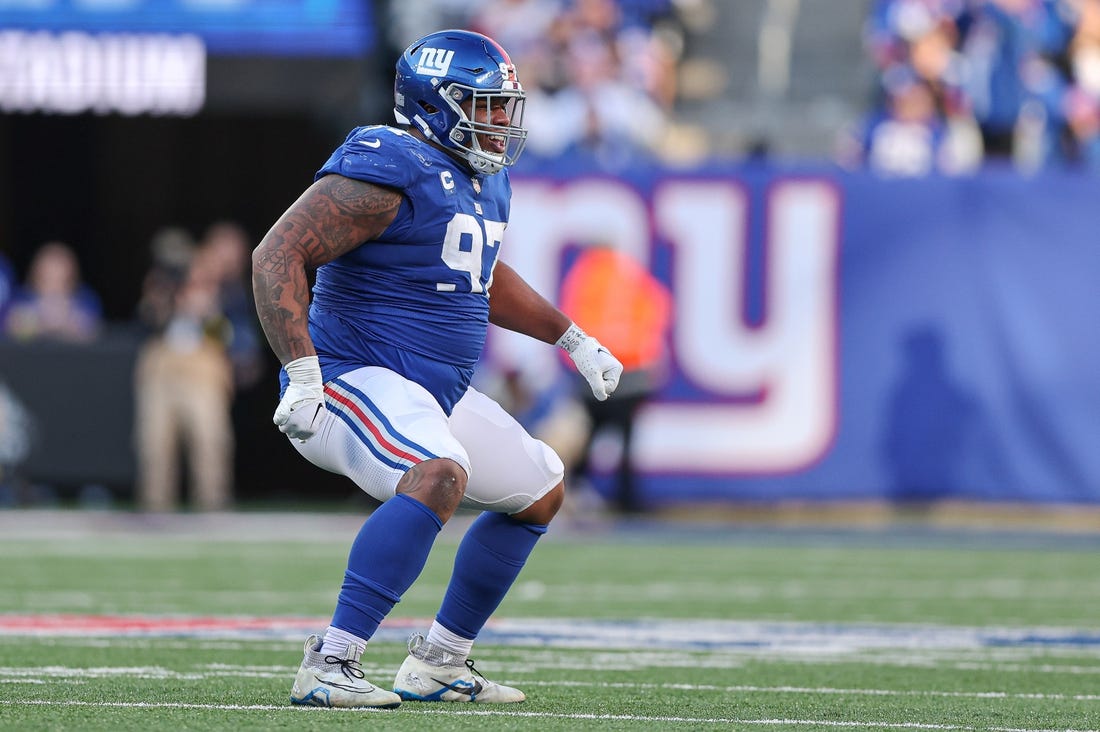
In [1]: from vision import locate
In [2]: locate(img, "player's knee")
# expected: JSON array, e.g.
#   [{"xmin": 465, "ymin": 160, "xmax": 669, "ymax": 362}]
[
  {"xmin": 396, "ymin": 458, "xmax": 467, "ymax": 522},
  {"xmin": 512, "ymin": 481, "xmax": 564, "ymax": 525}
]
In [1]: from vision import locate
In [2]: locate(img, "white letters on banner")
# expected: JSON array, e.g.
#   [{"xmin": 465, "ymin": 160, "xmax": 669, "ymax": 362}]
[
  {"xmin": 0, "ymin": 30, "xmax": 205, "ymax": 116},
  {"xmin": 499, "ymin": 178, "xmax": 840, "ymax": 475}
]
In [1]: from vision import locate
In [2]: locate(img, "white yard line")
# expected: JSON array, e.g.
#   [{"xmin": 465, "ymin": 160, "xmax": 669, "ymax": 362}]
[
  {"xmin": 2, "ymin": 665, "xmax": 1099, "ymax": 702},
  {"xmin": 0, "ymin": 695, "xmax": 1095, "ymax": 730},
  {"xmin": 0, "ymin": 699, "xmax": 1095, "ymax": 732}
]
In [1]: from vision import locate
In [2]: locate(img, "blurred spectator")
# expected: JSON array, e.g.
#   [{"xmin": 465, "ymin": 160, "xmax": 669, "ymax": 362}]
[
  {"xmin": 559, "ymin": 245, "xmax": 672, "ymax": 513},
  {"xmin": 136, "ymin": 226, "xmax": 195, "ymax": 331},
  {"xmin": 1027, "ymin": 0, "xmax": 1100, "ymax": 168},
  {"xmin": 1060, "ymin": 0, "xmax": 1100, "ymax": 164},
  {"xmin": 557, "ymin": 16, "xmax": 670, "ymax": 166},
  {"xmin": 954, "ymin": 0, "xmax": 1074, "ymax": 160},
  {"xmin": 198, "ymin": 221, "xmax": 263, "ymax": 390},
  {"xmin": 2, "ymin": 241, "xmax": 102, "ymax": 343},
  {"xmin": 469, "ymin": 0, "xmax": 681, "ymax": 166},
  {"xmin": 1068, "ymin": 0, "xmax": 1100, "ymax": 99},
  {"xmin": 133, "ymin": 226, "xmax": 235, "ymax": 512},
  {"xmin": 838, "ymin": 66, "xmax": 983, "ymax": 175},
  {"xmin": 467, "ymin": 0, "xmax": 563, "ymax": 59},
  {"xmin": 864, "ymin": 0, "xmax": 968, "ymax": 74}
]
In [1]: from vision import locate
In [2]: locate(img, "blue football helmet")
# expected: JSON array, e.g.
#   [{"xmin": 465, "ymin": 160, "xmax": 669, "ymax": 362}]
[{"xmin": 394, "ymin": 29, "xmax": 528, "ymax": 175}]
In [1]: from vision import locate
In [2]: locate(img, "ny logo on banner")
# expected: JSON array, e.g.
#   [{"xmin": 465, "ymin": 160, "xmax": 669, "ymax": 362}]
[
  {"xmin": 416, "ymin": 48, "xmax": 455, "ymax": 77},
  {"xmin": 501, "ymin": 177, "xmax": 841, "ymax": 475}
]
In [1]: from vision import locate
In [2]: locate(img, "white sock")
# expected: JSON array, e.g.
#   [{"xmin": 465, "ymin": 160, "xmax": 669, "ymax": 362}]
[
  {"xmin": 425, "ymin": 621, "xmax": 475, "ymax": 660},
  {"xmin": 319, "ymin": 626, "xmax": 367, "ymax": 659}
]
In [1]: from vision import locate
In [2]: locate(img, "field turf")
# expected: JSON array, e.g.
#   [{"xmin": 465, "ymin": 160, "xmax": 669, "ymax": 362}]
[{"xmin": 0, "ymin": 509, "xmax": 1098, "ymax": 731}]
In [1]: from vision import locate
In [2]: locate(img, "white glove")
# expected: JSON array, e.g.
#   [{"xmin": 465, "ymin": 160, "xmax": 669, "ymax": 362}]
[
  {"xmin": 273, "ymin": 356, "xmax": 329, "ymax": 441},
  {"xmin": 557, "ymin": 323, "xmax": 623, "ymax": 401}
]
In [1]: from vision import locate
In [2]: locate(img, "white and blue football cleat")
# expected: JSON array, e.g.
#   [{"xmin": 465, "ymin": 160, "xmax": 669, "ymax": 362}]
[
  {"xmin": 393, "ymin": 634, "xmax": 525, "ymax": 703},
  {"xmin": 290, "ymin": 634, "xmax": 401, "ymax": 709}
]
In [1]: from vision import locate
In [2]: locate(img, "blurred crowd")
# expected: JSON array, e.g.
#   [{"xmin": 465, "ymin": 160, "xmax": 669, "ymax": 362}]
[
  {"xmin": 839, "ymin": 0, "xmax": 1100, "ymax": 175},
  {"xmin": 0, "ymin": 223, "xmax": 262, "ymax": 512},
  {"xmin": 0, "ymin": 241, "xmax": 102, "ymax": 344},
  {"xmin": 387, "ymin": 0, "xmax": 1100, "ymax": 175},
  {"xmin": 386, "ymin": 0, "xmax": 714, "ymax": 167},
  {"xmin": 132, "ymin": 222, "xmax": 262, "ymax": 512}
]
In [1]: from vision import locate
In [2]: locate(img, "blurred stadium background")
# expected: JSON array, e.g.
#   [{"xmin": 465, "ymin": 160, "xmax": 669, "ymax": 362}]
[{"xmin": 0, "ymin": 0, "xmax": 1098, "ymax": 523}]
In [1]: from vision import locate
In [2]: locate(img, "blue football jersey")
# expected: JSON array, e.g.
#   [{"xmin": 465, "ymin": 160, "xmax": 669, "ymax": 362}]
[{"xmin": 296, "ymin": 125, "xmax": 512, "ymax": 414}]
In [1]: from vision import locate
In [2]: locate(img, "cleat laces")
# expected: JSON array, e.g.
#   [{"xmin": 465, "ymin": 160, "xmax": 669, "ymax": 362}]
[
  {"xmin": 324, "ymin": 655, "xmax": 366, "ymax": 683},
  {"xmin": 464, "ymin": 658, "xmax": 486, "ymax": 681},
  {"xmin": 461, "ymin": 657, "xmax": 492, "ymax": 695}
]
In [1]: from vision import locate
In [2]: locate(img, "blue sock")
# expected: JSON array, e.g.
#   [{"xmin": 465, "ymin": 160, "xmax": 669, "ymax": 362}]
[
  {"xmin": 436, "ymin": 512, "xmax": 548, "ymax": 639},
  {"xmin": 331, "ymin": 493, "xmax": 443, "ymax": 639}
]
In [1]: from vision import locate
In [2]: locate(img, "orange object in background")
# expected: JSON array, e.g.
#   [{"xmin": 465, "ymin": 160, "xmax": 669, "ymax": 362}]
[
  {"xmin": 558, "ymin": 247, "xmax": 672, "ymax": 373},
  {"xmin": 558, "ymin": 245, "xmax": 673, "ymax": 514}
]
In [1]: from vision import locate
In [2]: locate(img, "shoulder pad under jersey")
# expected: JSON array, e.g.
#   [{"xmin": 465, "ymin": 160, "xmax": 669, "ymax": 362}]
[{"xmin": 315, "ymin": 125, "xmax": 437, "ymax": 189}]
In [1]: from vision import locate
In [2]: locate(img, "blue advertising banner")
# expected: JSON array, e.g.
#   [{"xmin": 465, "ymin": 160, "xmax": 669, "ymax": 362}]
[
  {"xmin": 494, "ymin": 162, "xmax": 1100, "ymax": 507},
  {"xmin": 0, "ymin": 0, "xmax": 373, "ymax": 56}
]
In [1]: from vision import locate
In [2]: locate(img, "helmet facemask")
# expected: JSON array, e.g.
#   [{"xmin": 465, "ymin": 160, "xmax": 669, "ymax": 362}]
[{"xmin": 439, "ymin": 82, "xmax": 527, "ymax": 175}]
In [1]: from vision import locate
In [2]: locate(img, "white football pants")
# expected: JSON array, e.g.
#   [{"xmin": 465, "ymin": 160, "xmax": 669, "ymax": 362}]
[{"xmin": 289, "ymin": 365, "xmax": 564, "ymax": 514}]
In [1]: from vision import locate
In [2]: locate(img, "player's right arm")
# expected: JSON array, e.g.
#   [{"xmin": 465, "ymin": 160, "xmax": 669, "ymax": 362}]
[
  {"xmin": 252, "ymin": 173, "xmax": 402, "ymax": 439},
  {"xmin": 252, "ymin": 173, "xmax": 402, "ymax": 364}
]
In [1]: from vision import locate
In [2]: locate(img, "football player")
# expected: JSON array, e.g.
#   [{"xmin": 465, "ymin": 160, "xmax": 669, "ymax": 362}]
[{"xmin": 252, "ymin": 29, "xmax": 623, "ymax": 708}]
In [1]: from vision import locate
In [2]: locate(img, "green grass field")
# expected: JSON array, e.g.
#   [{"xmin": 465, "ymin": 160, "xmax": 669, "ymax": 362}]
[{"xmin": 1, "ymin": 510, "xmax": 1098, "ymax": 731}]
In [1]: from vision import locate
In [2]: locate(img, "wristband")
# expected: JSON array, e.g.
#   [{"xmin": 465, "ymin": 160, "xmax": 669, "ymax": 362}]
[
  {"xmin": 284, "ymin": 355, "xmax": 323, "ymax": 386},
  {"xmin": 555, "ymin": 323, "xmax": 587, "ymax": 354}
]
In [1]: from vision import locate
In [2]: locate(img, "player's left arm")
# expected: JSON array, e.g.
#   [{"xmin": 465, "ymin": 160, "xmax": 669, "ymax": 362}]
[
  {"xmin": 487, "ymin": 261, "xmax": 571, "ymax": 343},
  {"xmin": 488, "ymin": 262, "xmax": 623, "ymax": 400}
]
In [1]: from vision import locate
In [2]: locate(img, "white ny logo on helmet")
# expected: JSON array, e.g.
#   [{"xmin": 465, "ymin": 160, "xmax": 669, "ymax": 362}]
[{"xmin": 415, "ymin": 48, "xmax": 455, "ymax": 77}]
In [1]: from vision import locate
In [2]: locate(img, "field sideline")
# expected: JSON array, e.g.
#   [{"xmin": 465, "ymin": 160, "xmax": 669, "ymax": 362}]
[{"xmin": 1, "ymin": 508, "xmax": 1098, "ymax": 731}]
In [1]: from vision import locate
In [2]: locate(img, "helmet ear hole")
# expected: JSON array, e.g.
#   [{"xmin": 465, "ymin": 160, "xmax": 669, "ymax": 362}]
[{"xmin": 418, "ymin": 101, "xmax": 439, "ymax": 115}]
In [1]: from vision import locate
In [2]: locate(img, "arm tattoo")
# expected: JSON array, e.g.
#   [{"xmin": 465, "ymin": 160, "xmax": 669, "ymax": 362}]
[{"xmin": 252, "ymin": 175, "xmax": 402, "ymax": 364}]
